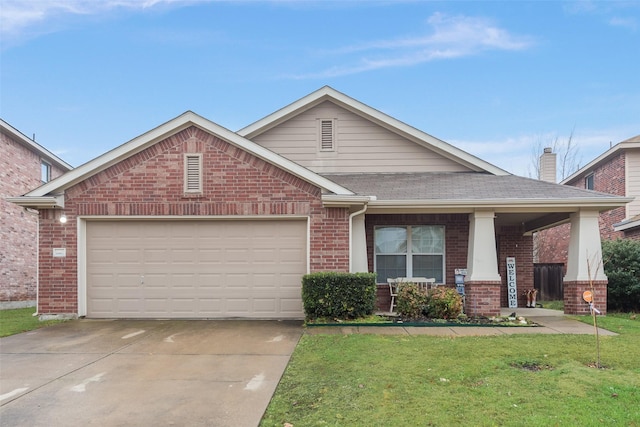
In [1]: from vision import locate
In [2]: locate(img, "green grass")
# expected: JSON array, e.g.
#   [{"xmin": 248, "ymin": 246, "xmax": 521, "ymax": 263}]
[
  {"xmin": 261, "ymin": 313, "xmax": 640, "ymax": 426},
  {"xmin": 538, "ymin": 300, "xmax": 564, "ymax": 310},
  {"xmin": 0, "ymin": 307, "xmax": 67, "ymax": 337}
]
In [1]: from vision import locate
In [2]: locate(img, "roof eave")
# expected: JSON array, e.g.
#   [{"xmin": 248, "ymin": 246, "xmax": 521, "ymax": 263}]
[
  {"xmin": 25, "ymin": 111, "xmax": 354, "ymax": 198},
  {"xmin": 0, "ymin": 119, "xmax": 73, "ymax": 171},
  {"xmin": 367, "ymin": 197, "xmax": 633, "ymax": 212},
  {"xmin": 238, "ymin": 86, "xmax": 509, "ymax": 176},
  {"xmin": 613, "ymin": 218, "xmax": 640, "ymax": 232},
  {"xmin": 562, "ymin": 141, "xmax": 640, "ymax": 184},
  {"xmin": 6, "ymin": 195, "xmax": 64, "ymax": 209},
  {"xmin": 321, "ymin": 194, "xmax": 376, "ymax": 207}
]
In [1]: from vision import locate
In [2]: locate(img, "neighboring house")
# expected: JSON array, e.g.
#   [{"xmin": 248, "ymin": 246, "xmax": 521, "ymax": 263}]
[
  {"xmin": 537, "ymin": 136, "xmax": 640, "ymax": 266},
  {"xmin": 8, "ymin": 87, "xmax": 631, "ymax": 319},
  {"xmin": 1, "ymin": 119, "xmax": 72, "ymax": 308}
]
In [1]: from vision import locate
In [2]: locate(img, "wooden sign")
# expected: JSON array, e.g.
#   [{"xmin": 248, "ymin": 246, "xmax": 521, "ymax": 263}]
[{"xmin": 507, "ymin": 257, "xmax": 517, "ymax": 308}]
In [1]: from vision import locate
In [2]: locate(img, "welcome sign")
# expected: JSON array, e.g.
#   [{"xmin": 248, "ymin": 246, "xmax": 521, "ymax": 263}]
[{"xmin": 506, "ymin": 257, "xmax": 517, "ymax": 308}]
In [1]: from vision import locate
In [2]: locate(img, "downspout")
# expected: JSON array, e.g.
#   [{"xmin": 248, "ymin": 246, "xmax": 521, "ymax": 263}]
[
  {"xmin": 31, "ymin": 208, "xmax": 40, "ymax": 317},
  {"xmin": 348, "ymin": 204, "xmax": 368, "ymax": 272}
]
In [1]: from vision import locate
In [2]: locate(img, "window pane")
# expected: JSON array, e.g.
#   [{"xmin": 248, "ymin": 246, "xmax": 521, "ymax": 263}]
[
  {"xmin": 374, "ymin": 227, "xmax": 407, "ymax": 253},
  {"xmin": 413, "ymin": 255, "xmax": 444, "ymax": 282},
  {"xmin": 376, "ymin": 255, "xmax": 406, "ymax": 283},
  {"xmin": 41, "ymin": 162, "xmax": 50, "ymax": 183},
  {"xmin": 411, "ymin": 226, "xmax": 444, "ymax": 253}
]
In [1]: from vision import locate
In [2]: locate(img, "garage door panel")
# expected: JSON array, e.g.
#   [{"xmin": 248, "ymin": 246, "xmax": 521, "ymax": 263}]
[{"xmin": 87, "ymin": 220, "xmax": 306, "ymax": 319}]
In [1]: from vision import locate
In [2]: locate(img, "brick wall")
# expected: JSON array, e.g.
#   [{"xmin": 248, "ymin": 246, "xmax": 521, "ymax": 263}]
[
  {"xmin": 624, "ymin": 227, "xmax": 640, "ymax": 240},
  {"xmin": 537, "ymin": 152, "xmax": 627, "ymax": 264},
  {"xmin": 36, "ymin": 126, "xmax": 349, "ymax": 315},
  {"xmin": 1, "ymin": 131, "xmax": 65, "ymax": 305},
  {"xmin": 564, "ymin": 280, "xmax": 607, "ymax": 315},
  {"xmin": 497, "ymin": 226, "xmax": 534, "ymax": 308},
  {"xmin": 591, "ymin": 152, "xmax": 627, "ymax": 240}
]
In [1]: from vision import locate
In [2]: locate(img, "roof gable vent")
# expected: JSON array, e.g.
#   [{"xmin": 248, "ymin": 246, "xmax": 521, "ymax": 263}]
[
  {"xmin": 184, "ymin": 153, "xmax": 203, "ymax": 193},
  {"xmin": 319, "ymin": 119, "xmax": 336, "ymax": 151}
]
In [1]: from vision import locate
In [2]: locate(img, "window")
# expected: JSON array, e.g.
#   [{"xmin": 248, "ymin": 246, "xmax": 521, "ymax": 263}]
[
  {"xmin": 41, "ymin": 161, "xmax": 51, "ymax": 183},
  {"xmin": 318, "ymin": 119, "xmax": 336, "ymax": 151},
  {"xmin": 374, "ymin": 225, "xmax": 445, "ymax": 283},
  {"xmin": 585, "ymin": 174, "xmax": 594, "ymax": 190},
  {"xmin": 184, "ymin": 154, "xmax": 203, "ymax": 193}
]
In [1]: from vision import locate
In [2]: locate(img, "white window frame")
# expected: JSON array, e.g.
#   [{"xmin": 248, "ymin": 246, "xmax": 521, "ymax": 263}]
[
  {"xmin": 374, "ymin": 225, "xmax": 446, "ymax": 283},
  {"xmin": 184, "ymin": 153, "xmax": 203, "ymax": 194},
  {"xmin": 41, "ymin": 160, "xmax": 51, "ymax": 183},
  {"xmin": 318, "ymin": 118, "xmax": 337, "ymax": 152},
  {"xmin": 585, "ymin": 173, "xmax": 594, "ymax": 190}
]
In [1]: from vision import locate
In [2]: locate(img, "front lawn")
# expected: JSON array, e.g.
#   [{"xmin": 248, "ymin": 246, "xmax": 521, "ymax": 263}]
[
  {"xmin": 0, "ymin": 307, "xmax": 67, "ymax": 337},
  {"xmin": 261, "ymin": 313, "xmax": 639, "ymax": 426}
]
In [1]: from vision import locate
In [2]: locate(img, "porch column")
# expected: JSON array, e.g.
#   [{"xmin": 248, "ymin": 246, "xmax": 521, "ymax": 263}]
[
  {"xmin": 564, "ymin": 210, "xmax": 608, "ymax": 315},
  {"xmin": 465, "ymin": 210, "xmax": 502, "ymax": 317},
  {"xmin": 349, "ymin": 212, "xmax": 368, "ymax": 273}
]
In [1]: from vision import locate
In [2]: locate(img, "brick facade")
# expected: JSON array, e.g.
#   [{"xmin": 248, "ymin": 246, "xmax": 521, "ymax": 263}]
[
  {"xmin": 1, "ymin": 131, "xmax": 66, "ymax": 306},
  {"xmin": 537, "ymin": 152, "xmax": 628, "ymax": 265},
  {"xmin": 36, "ymin": 126, "xmax": 350, "ymax": 316},
  {"xmin": 564, "ymin": 280, "xmax": 607, "ymax": 315}
]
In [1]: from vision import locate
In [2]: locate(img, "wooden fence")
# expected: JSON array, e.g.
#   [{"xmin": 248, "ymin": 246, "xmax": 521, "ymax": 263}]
[{"xmin": 534, "ymin": 263, "xmax": 564, "ymax": 301}]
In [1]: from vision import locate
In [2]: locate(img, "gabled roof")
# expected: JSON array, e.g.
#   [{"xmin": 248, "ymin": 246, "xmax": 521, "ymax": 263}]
[
  {"xmin": 561, "ymin": 135, "xmax": 640, "ymax": 184},
  {"xmin": 1, "ymin": 119, "xmax": 73, "ymax": 171},
  {"xmin": 238, "ymin": 86, "xmax": 509, "ymax": 176},
  {"xmin": 10, "ymin": 111, "xmax": 354, "ymax": 207}
]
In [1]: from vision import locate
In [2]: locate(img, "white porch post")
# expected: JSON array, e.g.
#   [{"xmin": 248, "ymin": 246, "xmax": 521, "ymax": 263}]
[
  {"xmin": 466, "ymin": 210, "xmax": 501, "ymax": 282},
  {"xmin": 349, "ymin": 212, "xmax": 368, "ymax": 273},
  {"xmin": 564, "ymin": 210, "xmax": 607, "ymax": 282}
]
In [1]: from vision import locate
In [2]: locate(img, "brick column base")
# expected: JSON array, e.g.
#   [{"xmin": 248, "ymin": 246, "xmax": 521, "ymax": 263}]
[
  {"xmin": 464, "ymin": 281, "xmax": 502, "ymax": 317},
  {"xmin": 564, "ymin": 280, "xmax": 607, "ymax": 315}
]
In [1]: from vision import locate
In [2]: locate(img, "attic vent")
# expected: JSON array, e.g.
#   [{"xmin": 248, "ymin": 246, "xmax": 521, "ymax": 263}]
[
  {"xmin": 184, "ymin": 154, "xmax": 203, "ymax": 193},
  {"xmin": 319, "ymin": 119, "xmax": 336, "ymax": 151}
]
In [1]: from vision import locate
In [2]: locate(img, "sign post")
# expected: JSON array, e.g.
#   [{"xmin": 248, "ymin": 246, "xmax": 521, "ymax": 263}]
[{"xmin": 506, "ymin": 257, "xmax": 517, "ymax": 308}]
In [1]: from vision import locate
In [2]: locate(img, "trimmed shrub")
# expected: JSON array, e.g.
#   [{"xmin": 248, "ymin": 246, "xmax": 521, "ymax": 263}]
[
  {"xmin": 301, "ymin": 272, "xmax": 377, "ymax": 320},
  {"xmin": 602, "ymin": 239, "xmax": 640, "ymax": 312},
  {"xmin": 426, "ymin": 287, "xmax": 463, "ymax": 319},
  {"xmin": 397, "ymin": 283, "xmax": 428, "ymax": 319}
]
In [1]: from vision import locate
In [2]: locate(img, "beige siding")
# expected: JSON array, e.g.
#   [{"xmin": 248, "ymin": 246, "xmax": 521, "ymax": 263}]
[
  {"xmin": 627, "ymin": 150, "xmax": 640, "ymax": 218},
  {"xmin": 251, "ymin": 101, "xmax": 472, "ymax": 173}
]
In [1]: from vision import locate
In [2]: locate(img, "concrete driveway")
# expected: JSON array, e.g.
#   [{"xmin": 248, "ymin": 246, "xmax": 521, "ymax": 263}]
[{"xmin": 0, "ymin": 319, "xmax": 303, "ymax": 427}]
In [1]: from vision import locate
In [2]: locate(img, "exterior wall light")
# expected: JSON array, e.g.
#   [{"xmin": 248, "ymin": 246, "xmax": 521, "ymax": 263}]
[{"xmin": 59, "ymin": 214, "xmax": 67, "ymax": 224}]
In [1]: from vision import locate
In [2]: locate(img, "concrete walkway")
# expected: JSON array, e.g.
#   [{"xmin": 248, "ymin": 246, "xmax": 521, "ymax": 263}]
[{"xmin": 305, "ymin": 308, "xmax": 617, "ymax": 336}]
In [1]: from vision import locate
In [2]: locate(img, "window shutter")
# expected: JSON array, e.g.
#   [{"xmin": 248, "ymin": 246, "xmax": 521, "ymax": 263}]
[
  {"xmin": 184, "ymin": 154, "xmax": 202, "ymax": 193},
  {"xmin": 320, "ymin": 120, "xmax": 334, "ymax": 151}
]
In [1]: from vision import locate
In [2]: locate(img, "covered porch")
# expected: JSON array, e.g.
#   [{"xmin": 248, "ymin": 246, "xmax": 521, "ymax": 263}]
[{"xmin": 322, "ymin": 172, "xmax": 631, "ymax": 317}]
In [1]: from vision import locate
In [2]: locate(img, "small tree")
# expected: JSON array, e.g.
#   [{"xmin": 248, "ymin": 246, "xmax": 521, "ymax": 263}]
[{"xmin": 528, "ymin": 128, "xmax": 582, "ymax": 181}]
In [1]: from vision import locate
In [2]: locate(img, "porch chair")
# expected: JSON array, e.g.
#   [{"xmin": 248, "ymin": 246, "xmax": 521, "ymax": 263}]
[{"xmin": 388, "ymin": 278, "xmax": 399, "ymax": 312}]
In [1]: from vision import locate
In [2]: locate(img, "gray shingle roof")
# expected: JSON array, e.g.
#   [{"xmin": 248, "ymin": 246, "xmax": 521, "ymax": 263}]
[{"xmin": 321, "ymin": 172, "xmax": 623, "ymax": 201}]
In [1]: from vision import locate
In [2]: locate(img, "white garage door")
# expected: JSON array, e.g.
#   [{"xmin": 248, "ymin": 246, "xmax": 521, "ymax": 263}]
[{"xmin": 86, "ymin": 220, "xmax": 307, "ymax": 319}]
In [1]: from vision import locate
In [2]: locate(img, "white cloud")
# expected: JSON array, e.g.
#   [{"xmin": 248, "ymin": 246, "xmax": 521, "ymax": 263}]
[
  {"xmin": 608, "ymin": 16, "xmax": 637, "ymax": 31},
  {"xmin": 0, "ymin": 0, "xmax": 197, "ymax": 45},
  {"xmin": 295, "ymin": 13, "xmax": 535, "ymax": 79}
]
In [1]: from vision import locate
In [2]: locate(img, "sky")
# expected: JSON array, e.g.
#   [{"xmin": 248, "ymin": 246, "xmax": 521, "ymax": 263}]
[{"xmin": 1, "ymin": 0, "xmax": 639, "ymax": 179}]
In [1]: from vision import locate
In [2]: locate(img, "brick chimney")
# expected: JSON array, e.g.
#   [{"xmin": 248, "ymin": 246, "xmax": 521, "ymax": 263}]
[{"xmin": 539, "ymin": 147, "xmax": 557, "ymax": 182}]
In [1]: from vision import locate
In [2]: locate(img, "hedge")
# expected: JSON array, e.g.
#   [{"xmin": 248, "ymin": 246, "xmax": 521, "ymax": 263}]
[{"xmin": 301, "ymin": 272, "xmax": 377, "ymax": 320}]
